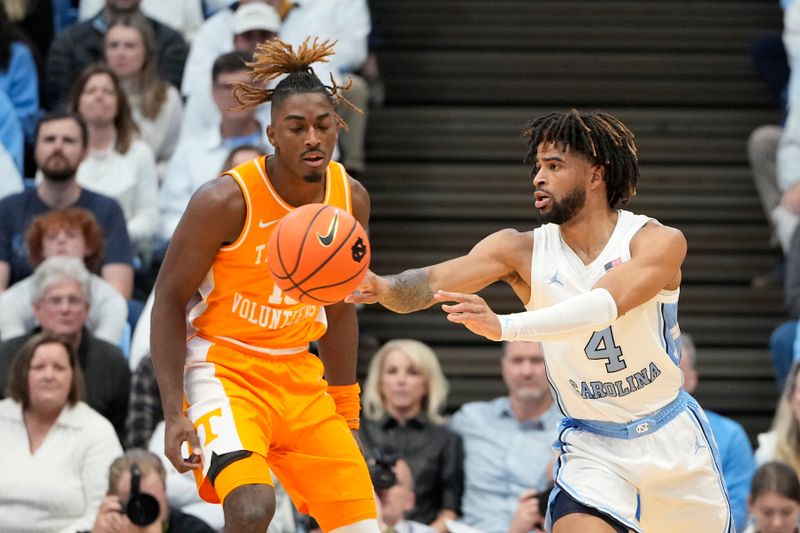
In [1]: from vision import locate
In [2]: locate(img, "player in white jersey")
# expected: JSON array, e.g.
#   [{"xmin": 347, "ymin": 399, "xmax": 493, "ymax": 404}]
[{"xmin": 347, "ymin": 109, "xmax": 733, "ymax": 533}]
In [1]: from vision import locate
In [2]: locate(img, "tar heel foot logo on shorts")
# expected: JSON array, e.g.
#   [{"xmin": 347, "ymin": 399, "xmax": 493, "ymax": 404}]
[
  {"xmin": 351, "ymin": 237, "xmax": 368, "ymax": 262},
  {"xmin": 316, "ymin": 210, "xmax": 339, "ymax": 247}
]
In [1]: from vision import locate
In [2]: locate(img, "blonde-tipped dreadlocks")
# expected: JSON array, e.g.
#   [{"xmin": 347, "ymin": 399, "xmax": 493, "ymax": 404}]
[
  {"xmin": 232, "ymin": 37, "xmax": 361, "ymax": 130},
  {"xmin": 523, "ymin": 109, "xmax": 639, "ymax": 208}
]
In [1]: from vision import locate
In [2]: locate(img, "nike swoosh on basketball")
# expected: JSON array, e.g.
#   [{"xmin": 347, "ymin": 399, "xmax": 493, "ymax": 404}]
[
  {"xmin": 316, "ymin": 211, "xmax": 339, "ymax": 247},
  {"xmin": 259, "ymin": 219, "xmax": 278, "ymax": 229}
]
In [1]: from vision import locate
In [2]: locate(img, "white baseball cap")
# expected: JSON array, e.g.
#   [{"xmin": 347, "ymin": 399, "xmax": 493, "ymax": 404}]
[{"xmin": 233, "ymin": 3, "xmax": 281, "ymax": 35}]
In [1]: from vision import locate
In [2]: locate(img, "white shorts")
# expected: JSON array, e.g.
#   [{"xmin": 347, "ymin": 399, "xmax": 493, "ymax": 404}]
[{"xmin": 547, "ymin": 392, "xmax": 733, "ymax": 533}]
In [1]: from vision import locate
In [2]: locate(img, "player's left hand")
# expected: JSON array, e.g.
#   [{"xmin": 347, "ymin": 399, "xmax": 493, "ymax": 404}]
[{"xmin": 434, "ymin": 290, "xmax": 502, "ymax": 341}]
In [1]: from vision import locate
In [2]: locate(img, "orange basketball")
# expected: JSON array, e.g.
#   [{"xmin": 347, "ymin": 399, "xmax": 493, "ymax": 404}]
[{"xmin": 267, "ymin": 203, "xmax": 371, "ymax": 305}]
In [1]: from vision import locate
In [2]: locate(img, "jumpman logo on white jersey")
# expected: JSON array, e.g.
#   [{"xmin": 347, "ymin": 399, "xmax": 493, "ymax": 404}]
[
  {"xmin": 694, "ymin": 436, "xmax": 707, "ymax": 454},
  {"xmin": 547, "ymin": 270, "xmax": 564, "ymax": 286}
]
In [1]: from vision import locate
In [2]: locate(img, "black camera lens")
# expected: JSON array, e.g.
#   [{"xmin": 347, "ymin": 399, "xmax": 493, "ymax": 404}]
[{"xmin": 125, "ymin": 465, "xmax": 160, "ymax": 526}]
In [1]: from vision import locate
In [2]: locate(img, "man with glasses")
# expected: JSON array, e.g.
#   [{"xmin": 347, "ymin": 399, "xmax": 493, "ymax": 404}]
[{"xmin": 0, "ymin": 256, "xmax": 131, "ymax": 438}]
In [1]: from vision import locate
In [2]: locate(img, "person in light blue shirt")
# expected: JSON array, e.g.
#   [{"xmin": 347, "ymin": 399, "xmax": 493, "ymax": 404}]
[
  {"xmin": 449, "ymin": 341, "xmax": 561, "ymax": 533},
  {"xmin": 680, "ymin": 332, "xmax": 756, "ymax": 533}
]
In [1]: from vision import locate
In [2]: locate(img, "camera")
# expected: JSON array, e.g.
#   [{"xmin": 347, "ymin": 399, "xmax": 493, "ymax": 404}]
[
  {"xmin": 368, "ymin": 445, "xmax": 398, "ymax": 490},
  {"xmin": 124, "ymin": 464, "xmax": 160, "ymax": 526}
]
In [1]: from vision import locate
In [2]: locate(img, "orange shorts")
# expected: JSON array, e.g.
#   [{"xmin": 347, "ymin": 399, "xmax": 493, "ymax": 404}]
[{"xmin": 184, "ymin": 336, "xmax": 376, "ymax": 529}]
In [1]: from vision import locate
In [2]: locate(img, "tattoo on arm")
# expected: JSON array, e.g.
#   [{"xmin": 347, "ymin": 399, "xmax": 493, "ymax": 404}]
[{"xmin": 382, "ymin": 269, "xmax": 435, "ymax": 313}]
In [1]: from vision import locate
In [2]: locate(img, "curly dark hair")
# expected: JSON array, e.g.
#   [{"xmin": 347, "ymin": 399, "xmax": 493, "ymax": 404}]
[{"xmin": 523, "ymin": 109, "xmax": 639, "ymax": 209}]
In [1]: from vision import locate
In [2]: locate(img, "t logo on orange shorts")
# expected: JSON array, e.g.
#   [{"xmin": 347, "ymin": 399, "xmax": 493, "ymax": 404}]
[{"xmin": 195, "ymin": 407, "xmax": 223, "ymax": 446}]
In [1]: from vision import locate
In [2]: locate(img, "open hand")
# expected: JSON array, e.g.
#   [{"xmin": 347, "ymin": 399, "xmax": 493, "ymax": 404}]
[{"xmin": 434, "ymin": 290, "xmax": 502, "ymax": 341}]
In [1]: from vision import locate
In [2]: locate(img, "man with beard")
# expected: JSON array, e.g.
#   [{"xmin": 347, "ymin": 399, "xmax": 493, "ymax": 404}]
[
  {"xmin": 347, "ymin": 109, "xmax": 733, "ymax": 533},
  {"xmin": 0, "ymin": 110, "xmax": 133, "ymax": 294},
  {"xmin": 151, "ymin": 39, "xmax": 379, "ymax": 533},
  {"xmin": 448, "ymin": 341, "xmax": 560, "ymax": 533}
]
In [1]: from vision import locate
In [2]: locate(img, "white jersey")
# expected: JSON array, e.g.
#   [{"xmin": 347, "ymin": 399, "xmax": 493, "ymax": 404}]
[{"xmin": 530, "ymin": 209, "xmax": 683, "ymax": 423}]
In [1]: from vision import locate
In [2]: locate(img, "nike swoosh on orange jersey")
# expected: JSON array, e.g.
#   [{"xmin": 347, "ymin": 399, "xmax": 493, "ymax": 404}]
[{"xmin": 259, "ymin": 219, "xmax": 278, "ymax": 229}]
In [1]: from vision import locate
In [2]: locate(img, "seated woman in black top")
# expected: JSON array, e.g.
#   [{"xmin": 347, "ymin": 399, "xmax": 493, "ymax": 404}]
[{"xmin": 360, "ymin": 339, "xmax": 464, "ymax": 532}]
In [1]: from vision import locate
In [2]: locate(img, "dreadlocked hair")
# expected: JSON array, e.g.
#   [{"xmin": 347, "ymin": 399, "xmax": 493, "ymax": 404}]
[
  {"xmin": 523, "ymin": 109, "xmax": 639, "ymax": 208},
  {"xmin": 231, "ymin": 37, "xmax": 361, "ymax": 131}
]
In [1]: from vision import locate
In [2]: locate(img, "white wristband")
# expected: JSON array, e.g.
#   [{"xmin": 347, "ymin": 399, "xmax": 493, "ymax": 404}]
[{"xmin": 499, "ymin": 288, "xmax": 618, "ymax": 342}]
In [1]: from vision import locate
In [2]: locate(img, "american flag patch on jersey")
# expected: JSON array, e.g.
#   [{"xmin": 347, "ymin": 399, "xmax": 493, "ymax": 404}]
[{"xmin": 604, "ymin": 257, "xmax": 623, "ymax": 272}]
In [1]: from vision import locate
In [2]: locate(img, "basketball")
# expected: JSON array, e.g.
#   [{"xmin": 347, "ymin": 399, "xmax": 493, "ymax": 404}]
[{"xmin": 267, "ymin": 203, "xmax": 371, "ymax": 305}]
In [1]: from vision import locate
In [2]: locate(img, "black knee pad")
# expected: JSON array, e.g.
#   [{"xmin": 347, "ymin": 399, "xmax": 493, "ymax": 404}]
[{"xmin": 207, "ymin": 450, "xmax": 253, "ymax": 487}]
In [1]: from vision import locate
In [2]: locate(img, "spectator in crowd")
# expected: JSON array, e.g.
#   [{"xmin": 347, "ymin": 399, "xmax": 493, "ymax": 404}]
[
  {"xmin": 105, "ymin": 12, "xmax": 183, "ymax": 180},
  {"xmin": 376, "ymin": 457, "xmax": 438, "ymax": 533},
  {"xmin": 679, "ymin": 332, "xmax": 756, "ymax": 532},
  {"xmin": 45, "ymin": 0, "xmax": 188, "ymax": 108},
  {"xmin": 0, "ymin": 3, "xmax": 39, "ymax": 159},
  {"xmin": 68, "ymin": 63, "xmax": 159, "ymax": 263},
  {"xmin": 756, "ymin": 362, "xmax": 800, "ymax": 476},
  {"xmin": 0, "ymin": 208, "xmax": 127, "ymax": 344},
  {"xmin": 744, "ymin": 461, "xmax": 800, "ymax": 533},
  {"xmin": 0, "ymin": 110, "xmax": 134, "ymax": 297},
  {"xmin": 360, "ymin": 339, "xmax": 463, "ymax": 532},
  {"xmin": 90, "ymin": 448, "xmax": 215, "ymax": 533},
  {"xmin": 449, "ymin": 341, "xmax": 560, "ymax": 533},
  {"xmin": 0, "ymin": 333, "xmax": 122, "ymax": 533},
  {"xmin": 80, "ymin": 0, "xmax": 204, "ymax": 42},
  {"xmin": 178, "ymin": 1, "xmax": 279, "ymax": 139},
  {"xmin": 0, "ymin": 143, "xmax": 23, "ymax": 199},
  {"xmin": 0, "ymin": 256, "xmax": 131, "ymax": 436},
  {"xmin": 159, "ymin": 51, "xmax": 269, "ymax": 241}
]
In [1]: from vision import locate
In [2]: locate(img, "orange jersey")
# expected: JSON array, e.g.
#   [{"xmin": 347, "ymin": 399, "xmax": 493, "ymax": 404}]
[{"xmin": 190, "ymin": 156, "xmax": 354, "ymax": 352}]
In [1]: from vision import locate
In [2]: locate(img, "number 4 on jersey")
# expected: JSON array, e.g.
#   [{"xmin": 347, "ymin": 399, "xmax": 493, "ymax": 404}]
[{"xmin": 584, "ymin": 326, "xmax": 627, "ymax": 372}]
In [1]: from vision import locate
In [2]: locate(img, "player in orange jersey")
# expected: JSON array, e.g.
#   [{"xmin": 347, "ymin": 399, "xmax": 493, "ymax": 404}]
[{"xmin": 150, "ymin": 38, "xmax": 379, "ymax": 533}]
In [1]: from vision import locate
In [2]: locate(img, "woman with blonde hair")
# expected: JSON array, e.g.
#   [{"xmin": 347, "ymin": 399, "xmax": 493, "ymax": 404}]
[
  {"xmin": 105, "ymin": 12, "xmax": 183, "ymax": 178},
  {"xmin": 756, "ymin": 362, "xmax": 800, "ymax": 475},
  {"xmin": 360, "ymin": 339, "xmax": 464, "ymax": 533}
]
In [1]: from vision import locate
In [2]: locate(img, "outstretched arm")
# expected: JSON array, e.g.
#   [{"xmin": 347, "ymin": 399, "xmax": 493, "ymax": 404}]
[
  {"xmin": 439, "ymin": 222, "xmax": 687, "ymax": 341},
  {"xmin": 346, "ymin": 228, "xmax": 531, "ymax": 312}
]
